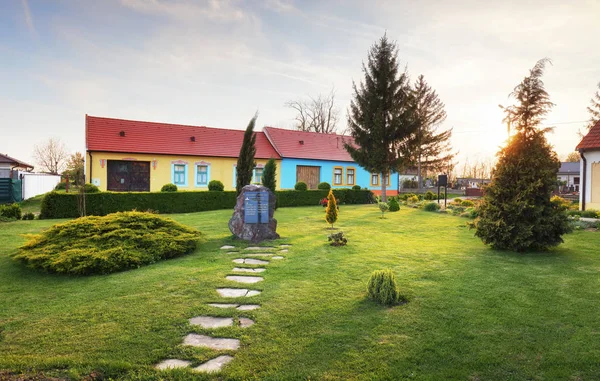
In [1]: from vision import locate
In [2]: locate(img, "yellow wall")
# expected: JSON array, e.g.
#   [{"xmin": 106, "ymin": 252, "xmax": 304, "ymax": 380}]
[{"xmin": 86, "ymin": 152, "xmax": 281, "ymax": 192}]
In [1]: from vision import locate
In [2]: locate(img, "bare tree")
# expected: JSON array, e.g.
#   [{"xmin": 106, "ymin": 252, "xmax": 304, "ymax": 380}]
[
  {"xmin": 564, "ymin": 151, "xmax": 580, "ymax": 162},
  {"xmin": 285, "ymin": 88, "xmax": 339, "ymax": 134},
  {"xmin": 33, "ymin": 137, "xmax": 68, "ymax": 175}
]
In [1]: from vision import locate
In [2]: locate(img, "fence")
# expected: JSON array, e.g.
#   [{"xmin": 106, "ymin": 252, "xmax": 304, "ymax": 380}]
[
  {"xmin": 0, "ymin": 178, "xmax": 22, "ymax": 204},
  {"xmin": 21, "ymin": 173, "xmax": 61, "ymax": 200}
]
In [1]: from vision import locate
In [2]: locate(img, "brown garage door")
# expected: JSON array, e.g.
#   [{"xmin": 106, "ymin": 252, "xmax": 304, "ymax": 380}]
[
  {"xmin": 296, "ymin": 166, "xmax": 321, "ymax": 190},
  {"xmin": 107, "ymin": 160, "xmax": 150, "ymax": 192}
]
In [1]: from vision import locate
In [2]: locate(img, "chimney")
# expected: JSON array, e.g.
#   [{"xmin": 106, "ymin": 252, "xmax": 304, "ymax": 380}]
[{"xmin": 299, "ymin": 140, "xmax": 304, "ymax": 145}]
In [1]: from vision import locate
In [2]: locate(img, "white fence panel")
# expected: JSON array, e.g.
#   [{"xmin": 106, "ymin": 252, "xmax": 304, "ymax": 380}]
[{"xmin": 22, "ymin": 173, "xmax": 61, "ymax": 200}]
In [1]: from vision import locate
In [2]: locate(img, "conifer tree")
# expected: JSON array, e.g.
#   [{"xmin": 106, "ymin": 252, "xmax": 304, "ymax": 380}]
[
  {"xmin": 345, "ymin": 35, "xmax": 418, "ymax": 202},
  {"xmin": 236, "ymin": 115, "xmax": 257, "ymax": 195},
  {"xmin": 586, "ymin": 82, "xmax": 600, "ymax": 131},
  {"xmin": 475, "ymin": 59, "xmax": 570, "ymax": 251},
  {"xmin": 325, "ymin": 189, "xmax": 338, "ymax": 228},
  {"xmin": 410, "ymin": 75, "xmax": 455, "ymax": 191},
  {"xmin": 261, "ymin": 158, "xmax": 277, "ymax": 192}
]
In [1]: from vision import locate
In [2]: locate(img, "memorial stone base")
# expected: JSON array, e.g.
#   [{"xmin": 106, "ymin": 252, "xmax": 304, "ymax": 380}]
[{"xmin": 228, "ymin": 184, "xmax": 279, "ymax": 243}]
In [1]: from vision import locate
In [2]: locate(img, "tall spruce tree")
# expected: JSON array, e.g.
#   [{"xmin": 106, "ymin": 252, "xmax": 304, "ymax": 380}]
[
  {"xmin": 261, "ymin": 158, "xmax": 277, "ymax": 192},
  {"xmin": 475, "ymin": 59, "xmax": 570, "ymax": 251},
  {"xmin": 236, "ymin": 115, "xmax": 257, "ymax": 195},
  {"xmin": 410, "ymin": 75, "xmax": 454, "ymax": 191},
  {"xmin": 345, "ymin": 35, "xmax": 417, "ymax": 202},
  {"xmin": 586, "ymin": 82, "xmax": 600, "ymax": 131}
]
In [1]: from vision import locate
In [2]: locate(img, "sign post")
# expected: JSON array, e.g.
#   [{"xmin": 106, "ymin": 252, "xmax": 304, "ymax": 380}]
[{"xmin": 437, "ymin": 174, "xmax": 448, "ymax": 209}]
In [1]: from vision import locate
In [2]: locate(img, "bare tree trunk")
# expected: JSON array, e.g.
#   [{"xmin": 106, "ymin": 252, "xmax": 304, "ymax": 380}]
[{"xmin": 381, "ymin": 172, "xmax": 387, "ymax": 203}]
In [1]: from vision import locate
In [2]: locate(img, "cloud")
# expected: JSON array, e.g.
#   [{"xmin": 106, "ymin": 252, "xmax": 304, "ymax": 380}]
[{"xmin": 20, "ymin": 0, "xmax": 36, "ymax": 35}]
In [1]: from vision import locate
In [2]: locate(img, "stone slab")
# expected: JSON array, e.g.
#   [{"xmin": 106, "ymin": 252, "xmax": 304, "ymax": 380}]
[
  {"xmin": 278, "ymin": 249, "xmax": 288, "ymax": 253},
  {"xmin": 193, "ymin": 355, "xmax": 234, "ymax": 373},
  {"xmin": 280, "ymin": 244, "xmax": 292, "ymax": 248},
  {"xmin": 244, "ymin": 246, "xmax": 275, "ymax": 251},
  {"xmin": 246, "ymin": 290, "xmax": 261, "ymax": 297},
  {"xmin": 232, "ymin": 267, "xmax": 266, "ymax": 273},
  {"xmin": 155, "ymin": 359, "xmax": 191, "ymax": 370},
  {"xmin": 244, "ymin": 253, "xmax": 274, "ymax": 257},
  {"xmin": 216, "ymin": 288, "xmax": 261, "ymax": 298},
  {"xmin": 226, "ymin": 275, "xmax": 264, "ymax": 284},
  {"xmin": 237, "ymin": 304, "xmax": 260, "ymax": 310},
  {"xmin": 183, "ymin": 334, "xmax": 240, "ymax": 350},
  {"xmin": 239, "ymin": 317, "xmax": 254, "ymax": 328},
  {"xmin": 189, "ymin": 316, "xmax": 233, "ymax": 328},
  {"xmin": 233, "ymin": 258, "xmax": 269, "ymax": 265},
  {"xmin": 208, "ymin": 303, "xmax": 239, "ymax": 309},
  {"xmin": 220, "ymin": 245, "xmax": 236, "ymax": 250},
  {"xmin": 272, "ymin": 256, "xmax": 284, "ymax": 260}
]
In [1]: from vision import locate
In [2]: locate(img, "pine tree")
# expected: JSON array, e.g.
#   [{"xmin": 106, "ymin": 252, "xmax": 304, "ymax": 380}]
[
  {"xmin": 325, "ymin": 189, "xmax": 338, "ymax": 228},
  {"xmin": 236, "ymin": 115, "xmax": 257, "ymax": 195},
  {"xmin": 586, "ymin": 82, "xmax": 600, "ymax": 131},
  {"xmin": 475, "ymin": 59, "xmax": 570, "ymax": 251},
  {"xmin": 261, "ymin": 158, "xmax": 277, "ymax": 192},
  {"xmin": 345, "ymin": 35, "xmax": 418, "ymax": 202},
  {"xmin": 410, "ymin": 75, "xmax": 454, "ymax": 192}
]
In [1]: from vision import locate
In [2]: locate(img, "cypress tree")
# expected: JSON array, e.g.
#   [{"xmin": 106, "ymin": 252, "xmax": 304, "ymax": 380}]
[
  {"xmin": 236, "ymin": 115, "xmax": 257, "ymax": 195},
  {"xmin": 345, "ymin": 35, "xmax": 418, "ymax": 202},
  {"xmin": 475, "ymin": 59, "xmax": 571, "ymax": 251},
  {"xmin": 325, "ymin": 189, "xmax": 338, "ymax": 228},
  {"xmin": 261, "ymin": 158, "xmax": 277, "ymax": 193}
]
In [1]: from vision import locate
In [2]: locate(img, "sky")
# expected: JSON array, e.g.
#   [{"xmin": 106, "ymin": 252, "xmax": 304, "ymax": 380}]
[{"xmin": 2, "ymin": 0, "xmax": 600, "ymax": 171}]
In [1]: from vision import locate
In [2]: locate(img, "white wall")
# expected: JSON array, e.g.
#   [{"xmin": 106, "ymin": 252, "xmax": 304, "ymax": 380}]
[
  {"xmin": 580, "ymin": 150, "xmax": 600, "ymax": 210},
  {"xmin": 21, "ymin": 173, "xmax": 61, "ymax": 200}
]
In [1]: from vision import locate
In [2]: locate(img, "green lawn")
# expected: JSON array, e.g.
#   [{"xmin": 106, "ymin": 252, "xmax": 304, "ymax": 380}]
[{"xmin": 1, "ymin": 205, "xmax": 599, "ymax": 380}]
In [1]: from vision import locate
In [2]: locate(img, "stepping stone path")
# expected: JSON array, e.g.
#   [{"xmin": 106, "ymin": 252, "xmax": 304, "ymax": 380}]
[
  {"xmin": 155, "ymin": 244, "xmax": 291, "ymax": 373},
  {"xmin": 226, "ymin": 275, "xmax": 264, "ymax": 284}
]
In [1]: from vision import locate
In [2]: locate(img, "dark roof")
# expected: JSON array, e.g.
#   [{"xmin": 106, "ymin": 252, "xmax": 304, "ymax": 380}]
[
  {"xmin": 263, "ymin": 127, "xmax": 356, "ymax": 162},
  {"xmin": 0, "ymin": 153, "xmax": 34, "ymax": 169},
  {"xmin": 85, "ymin": 115, "xmax": 281, "ymax": 159},
  {"xmin": 577, "ymin": 120, "xmax": 600, "ymax": 150},
  {"xmin": 558, "ymin": 162, "xmax": 580, "ymax": 174}
]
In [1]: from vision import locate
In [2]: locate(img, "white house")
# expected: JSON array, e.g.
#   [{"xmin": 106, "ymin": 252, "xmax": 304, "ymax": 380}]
[
  {"xmin": 577, "ymin": 120, "xmax": 600, "ymax": 211},
  {"xmin": 557, "ymin": 162, "xmax": 580, "ymax": 192}
]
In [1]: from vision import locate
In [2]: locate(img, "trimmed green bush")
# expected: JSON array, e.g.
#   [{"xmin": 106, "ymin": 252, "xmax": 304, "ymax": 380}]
[
  {"xmin": 54, "ymin": 182, "xmax": 67, "ymax": 190},
  {"xmin": 22, "ymin": 212, "xmax": 35, "ymax": 220},
  {"xmin": 461, "ymin": 199, "xmax": 475, "ymax": 207},
  {"xmin": 13, "ymin": 211, "xmax": 201, "ymax": 275},
  {"xmin": 461, "ymin": 207, "xmax": 479, "ymax": 219},
  {"xmin": 352, "ymin": 185, "xmax": 361, "ymax": 190},
  {"xmin": 567, "ymin": 210, "xmax": 582, "ymax": 217},
  {"xmin": 208, "ymin": 180, "xmax": 224, "ymax": 191},
  {"xmin": 378, "ymin": 202, "xmax": 389, "ymax": 218},
  {"xmin": 39, "ymin": 189, "xmax": 375, "ymax": 219},
  {"xmin": 407, "ymin": 195, "xmax": 419, "ymax": 204},
  {"xmin": 388, "ymin": 198, "xmax": 400, "ymax": 212},
  {"xmin": 161, "ymin": 183, "xmax": 178, "ymax": 192},
  {"xmin": 318, "ymin": 182, "xmax": 331, "ymax": 190},
  {"xmin": 83, "ymin": 183, "xmax": 100, "ymax": 193},
  {"xmin": 0, "ymin": 203, "xmax": 22, "ymax": 220},
  {"xmin": 424, "ymin": 191, "xmax": 436, "ymax": 200},
  {"xmin": 422, "ymin": 202, "xmax": 441, "ymax": 212},
  {"xmin": 295, "ymin": 182, "xmax": 308, "ymax": 191},
  {"xmin": 581, "ymin": 209, "xmax": 599, "ymax": 218},
  {"xmin": 366, "ymin": 269, "xmax": 400, "ymax": 306}
]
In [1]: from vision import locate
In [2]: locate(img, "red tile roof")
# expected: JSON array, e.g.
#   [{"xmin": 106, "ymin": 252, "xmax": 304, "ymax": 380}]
[
  {"xmin": 86, "ymin": 116, "xmax": 280, "ymax": 159},
  {"xmin": 263, "ymin": 127, "xmax": 356, "ymax": 162},
  {"xmin": 577, "ymin": 120, "xmax": 600, "ymax": 151},
  {"xmin": 0, "ymin": 153, "xmax": 34, "ymax": 169}
]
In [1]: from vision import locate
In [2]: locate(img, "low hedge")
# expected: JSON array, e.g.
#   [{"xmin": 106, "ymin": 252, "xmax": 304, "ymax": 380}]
[{"xmin": 40, "ymin": 189, "xmax": 375, "ymax": 219}]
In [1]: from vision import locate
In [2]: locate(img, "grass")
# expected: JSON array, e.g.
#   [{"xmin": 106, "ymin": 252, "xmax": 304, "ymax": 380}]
[
  {"xmin": 18, "ymin": 194, "xmax": 44, "ymax": 215},
  {"xmin": 1, "ymin": 205, "xmax": 600, "ymax": 380}
]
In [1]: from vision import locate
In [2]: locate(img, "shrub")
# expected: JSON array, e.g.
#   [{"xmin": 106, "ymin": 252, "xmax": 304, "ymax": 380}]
[
  {"xmin": 261, "ymin": 158, "xmax": 277, "ymax": 192},
  {"xmin": 0, "ymin": 203, "xmax": 22, "ymax": 220},
  {"xmin": 402, "ymin": 179, "xmax": 418, "ymax": 189},
  {"xmin": 319, "ymin": 197, "xmax": 328, "ymax": 207},
  {"xmin": 567, "ymin": 210, "xmax": 582, "ymax": 217},
  {"xmin": 461, "ymin": 199, "xmax": 475, "ymax": 207},
  {"xmin": 325, "ymin": 189, "xmax": 338, "ymax": 228},
  {"xmin": 550, "ymin": 195, "xmax": 571, "ymax": 210},
  {"xmin": 0, "ymin": 216, "xmax": 16, "ymax": 223},
  {"xmin": 407, "ymin": 195, "xmax": 419, "ymax": 204},
  {"xmin": 352, "ymin": 185, "xmax": 361, "ymax": 190},
  {"xmin": 452, "ymin": 198, "xmax": 462, "ymax": 203},
  {"xmin": 22, "ymin": 212, "xmax": 35, "ymax": 220},
  {"xmin": 318, "ymin": 182, "xmax": 331, "ymax": 190},
  {"xmin": 208, "ymin": 180, "xmax": 224, "ymax": 191},
  {"xmin": 570, "ymin": 219, "xmax": 599, "ymax": 230},
  {"xmin": 424, "ymin": 191, "xmax": 436, "ymax": 200},
  {"xmin": 13, "ymin": 211, "xmax": 201, "ymax": 275},
  {"xmin": 388, "ymin": 198, "xmax": 400, "ymax": 212},
  {"xmin": 295, "ymin": 182, "xmax": 308, "ymax": 191},
  {"xmin": 83, "ymin": 183, "xmax": 100, "ymax": 193},
  {"xmin": 422, "ymin": 202, "xmax": 441, "ymax": 212},
  {"xmin": 461, "ymin": 207, "xmax": 479, "ymax": 219},
  {"xmin": 161, "ymin": 183, "xmax": 178, "ymax": 192},
  {"xmin": 581, "ymin": 209, "xmax": 599, "ymax": 218},
  {"xmin": 54, "ymin": 182, "xmax": 67, "ymax": 191},
  {"xmin": 378, "ymin": 202, "xmax": 389, "ymax": 218},
  {"xmin": 328, "ymin": 231, "xmax": 347, "ymax": 246},
  {"xmin": 366, "ymin": 269, "xmax": 400, "ymax": 306}
]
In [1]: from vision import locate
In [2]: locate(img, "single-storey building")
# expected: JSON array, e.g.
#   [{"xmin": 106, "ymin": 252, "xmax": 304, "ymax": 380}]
[
  {"xmin": 0, "ymin": 153, "xmax": 34, "ymax": 179},
  {"xmin": 557, "ymin": 162, "xmax": 580, "ymax": 192},
  {"xmin": 85, "ymin": 115, "xmax": 281, "ymax": 192},
  {"xmin": 263, "ymin": 126, "xmax": 398, "ymax": 194},
  {"xmin": 577, "ymin": 120, "xmax": 600, "ymax": 210}
]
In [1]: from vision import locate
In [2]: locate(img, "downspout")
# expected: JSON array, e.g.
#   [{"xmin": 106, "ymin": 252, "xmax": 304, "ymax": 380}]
[
  {"xmin": 580, "ymin": 150, "xmax": 586, "ymax": 211},
  {"xmin": 88, "ymin": 151, "xmax": 93, "ymax": 184}
]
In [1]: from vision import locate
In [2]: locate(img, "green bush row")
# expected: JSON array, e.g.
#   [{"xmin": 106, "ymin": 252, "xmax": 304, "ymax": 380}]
[{"xmin": 40, "ymin": 189, "xmax": 375, "ymax": 219}]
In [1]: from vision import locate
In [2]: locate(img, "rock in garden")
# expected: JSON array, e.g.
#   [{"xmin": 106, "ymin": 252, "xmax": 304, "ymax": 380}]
[{"xmin": 228, "ymin": 185, "xmax": 280, "ymax": 243}]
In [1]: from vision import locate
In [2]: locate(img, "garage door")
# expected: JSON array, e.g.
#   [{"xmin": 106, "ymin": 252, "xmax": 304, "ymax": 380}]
[
  {"xmin": 107, "ymin": 160, "xmax": 150, "ymax": 192},
  {"xmin": 296, "ymin": 166, "xmax": 321, "ymax": 190}
]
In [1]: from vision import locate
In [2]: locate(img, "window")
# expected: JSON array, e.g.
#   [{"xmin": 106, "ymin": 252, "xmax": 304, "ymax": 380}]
[
  {"xmin": 346, "ymin": 168, "xmax": 355, "ymax": 185},
  {"xmin": 384, "ymin": 173, "xmax": 390, "ymax": 186},
  {"xmin": 173, "ymin": 164, "xmax": 187, "ymax": 186},
  {"xmin": 333, "ymin": 167, "xmax": 343, "ymax": 185},
  {"xmin": 371, "ymin": 173, "xmax": 379, "ymax": 186},
  {"xmin": 196, "ymin": 165, "xmax": 208, "ymax": 186},
  {"xmin": 253, "ymin": 167, "xmax": 264, "ymax": 184}
]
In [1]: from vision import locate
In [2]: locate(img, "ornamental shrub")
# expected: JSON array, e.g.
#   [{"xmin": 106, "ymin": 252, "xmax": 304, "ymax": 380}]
[
  {"xmin": 161, "ymin": 183, "xmax": 178, "ymax": 192},
  {"xmin": 13, "ymin": 211, "xmax": 201, "ymax": 275},
  {"xmin": 325, "ymin": 189, "xmax": 338, "ymax": 228},
  {"xmin": 318, "ymin": 182, "xmax": 331, "ymax": 190},
  {"xmin": 54, "ymin": 182, "xmax": 67, "ymax": 191},
  {"xmin": 388, "ymin": 198, "xmax": 400, "ymax": 212},
  {"xmin": 208, "ymin": 180, "xmax": 224, "ymax": 191},
  {"xmin": 581, "ymin": 209, "xmax": 599, "ymax": 218},
  {"xmin": 261, "ymin": 158, "xmax": 277, "ymax": 193},
  {"xmin": 422, "ymin": 202, "xmax": 441, "ymax": 212},
  {"xmin": 328, "ymin": 231, "xmax": 347, "ymax": 246},
  {"xmin": 22, "ymin": 212, "xmax": 35, "ymax": 220},
  {"xmin": 407, "ymin": 195, "xmax": 419, "ymax": 204},
  {"xmin": 378, "ymin": 202, "xmax": 389, "ymax": 218},
  {"xmin": 452, "ymin": 198, "xmax": 462, "ymax": 204},
  {"xmin": 0, "ymin": 203, "xmax": 22, "ymax": 220},
  {"xmin": 424, "ymin": 191, "xmax": 436, "ymax": 200},
  {"xmin": 366, "ymin": 269, "xmax": 400, "ymax": 306},
  {"xmin": 82, "ymin": 183, "xmax": 100, "ymax": 193},
  {"xmin": 352, "ymin": 185, "xmax": 361, "ymax": 190},
  {"xmin": 295, "ymin": 182, "xmax": 308, "ymax": 191}
]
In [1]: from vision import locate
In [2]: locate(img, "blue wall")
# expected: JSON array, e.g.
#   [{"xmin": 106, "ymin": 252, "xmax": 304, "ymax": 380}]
[{"xmin": 280, "ymin": 158, "xmax": 398, "ymax": 192}]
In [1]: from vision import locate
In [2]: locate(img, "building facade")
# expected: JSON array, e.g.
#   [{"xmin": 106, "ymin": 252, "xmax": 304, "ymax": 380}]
[{"xmin": 577, "ymin": 120, "xmax": 600, "ymax": 210}]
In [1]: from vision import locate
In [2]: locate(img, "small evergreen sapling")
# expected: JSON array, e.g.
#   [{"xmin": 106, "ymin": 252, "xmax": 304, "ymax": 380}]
[
  {"xmin": 378, "ymin": 202, "xmax": 389, "ymax": 218},
  {"xmin": 325, "ymin": 189, "xmax": 338, "ymax": 228},
  {"xmin": 261, "ymin": 158, "xmax": 277, "ymax": 192},
  {"xmin": 366, "ymin": 269, "xmax": 400, "ymax": 306},
  {"xmin": 388, "ymin": 198, "xmax": 400, "ymax": 212}
]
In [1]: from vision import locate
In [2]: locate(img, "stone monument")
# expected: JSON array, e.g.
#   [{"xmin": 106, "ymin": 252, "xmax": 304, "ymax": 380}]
[{"xmin": 229, "ymin": 184, "xmax": 279, "ymax": 243}]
